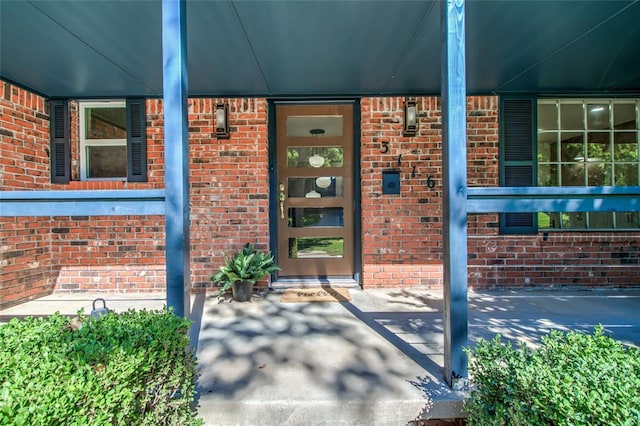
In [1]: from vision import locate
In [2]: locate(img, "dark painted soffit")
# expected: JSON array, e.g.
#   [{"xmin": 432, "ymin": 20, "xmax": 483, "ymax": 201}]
[{"xmin": 1, "ymin": 0, "xmax": 639, "ymax": 99}]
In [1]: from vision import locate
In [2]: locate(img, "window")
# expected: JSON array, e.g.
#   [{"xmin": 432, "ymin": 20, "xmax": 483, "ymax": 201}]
[
  {"xmin": 80, "ymin": 101, "xmax": 127, "ymax": 179},
  {"xmin": 49, "ymin": 99, "xmax": 147, "ymax": 184},
  {"xmin": 537, "ymin": 99, "xmax": 640, "ymax": 230}
]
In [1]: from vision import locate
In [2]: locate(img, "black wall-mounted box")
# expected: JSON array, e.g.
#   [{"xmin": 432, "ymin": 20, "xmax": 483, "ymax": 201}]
[{"xmin": 382, "ymin": 170, "xmax": 400, "ymax": 195}]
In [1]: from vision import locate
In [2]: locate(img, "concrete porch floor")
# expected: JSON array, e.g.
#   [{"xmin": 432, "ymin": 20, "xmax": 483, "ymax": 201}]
[{"xmin": 2, "ymin": 288, "xmax": 640, "ymax": 425}]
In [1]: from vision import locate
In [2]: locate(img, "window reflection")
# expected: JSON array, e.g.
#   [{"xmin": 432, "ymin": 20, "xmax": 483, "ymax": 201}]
[
  {"xmin": 537, "ymin": 99, "xmax": 640, "ymax": 230},
  {"xmin": 287, "ymin": 147, "xmax": 344, "ymax": 168},
  {"xmin": 287, "ymin": 177, "xmax": 343, "ymax": 198},
  {"xmin": 288, "ymin": 237, "xmax": 344, "ymax": 258},
  {"xmin": 288, "ymin": 208, "xmax": 344, "ymax": 228}
]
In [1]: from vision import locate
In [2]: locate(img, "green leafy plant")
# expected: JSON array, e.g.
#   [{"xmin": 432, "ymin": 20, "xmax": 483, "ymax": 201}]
[
  {"xmin": 0, "ymin": 309, "xmax": 202, "ymax": 425},
  {"xmin": 464, "ymin": 326, "xmax": 640, "ymax": 425},
  {"xmin": 210, "ymin": 243, "xmax": 279, "ymax": 298}
]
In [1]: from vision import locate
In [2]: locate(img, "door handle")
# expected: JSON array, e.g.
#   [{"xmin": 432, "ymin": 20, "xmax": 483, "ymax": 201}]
[{"xmin": 279, "ymin": 183, "xmax": 286, "ymax": 219}]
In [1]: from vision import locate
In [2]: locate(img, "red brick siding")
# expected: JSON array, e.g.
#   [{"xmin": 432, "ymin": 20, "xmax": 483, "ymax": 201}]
[
  {"xmin": 41, "ymin": 98, "xmax": 167, "ymax": 297},
  {"xmin": 360, "ymin": 96, "xmax": 500, "ymax": 288},
  {"xmin": 0, "ymin": 82, "xmax": 50, "ymax": 188},
  {"xmin": 0, "ymin": 83, "xmax": 54, "ymax": 308},
  {"xmin": 187, "ymin": 98, "xmax": 270, "ymax": 290},
  {"xmin": 361, "ymin": 95, "xmax": 639, "ymax": 289},
  {"xmin": 1, "ymin": 78, "xmax": 639, "ymax": 304},
  {"xmin": 0, "ymin": 217, "xmax": 53, "ymax": 309},
  {"xmin": 49, "ymin": 215, "xmax": 166, "ymax": 292},
  {"xmin": 0, "ymin": 82, "xmax": 166, "ymax": 308},
  {"xmin": 468, "ymin": 232, "xmax": 640, "ymax": 288}
]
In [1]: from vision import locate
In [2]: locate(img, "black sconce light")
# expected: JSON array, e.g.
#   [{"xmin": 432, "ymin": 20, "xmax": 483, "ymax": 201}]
[
  {"xmin": 403, "ymin": 97, "xmax": 418, "ymax": 137},
  {"xmin": 215, "ymin": 102, "xmax": 230, "ymax": 139}
]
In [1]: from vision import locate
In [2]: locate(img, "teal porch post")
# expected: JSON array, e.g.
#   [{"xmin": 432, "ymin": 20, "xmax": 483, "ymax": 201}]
[
  {"xmin": 441, "ymin": 0, "xmax": 469, "ymax": 388},
  {"xmin": 162, "ymin": 0, "xmax": 191, "ymax": 317}
]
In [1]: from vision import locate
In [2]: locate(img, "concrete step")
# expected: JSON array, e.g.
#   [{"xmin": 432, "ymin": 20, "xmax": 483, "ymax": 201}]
[
  {"xmin": 197, "ymin": 398, "xmax": 431, "ymax": 426},
  {"xmin": 193, "ymin": 291, "xmax": 465, "ymax": 425}
]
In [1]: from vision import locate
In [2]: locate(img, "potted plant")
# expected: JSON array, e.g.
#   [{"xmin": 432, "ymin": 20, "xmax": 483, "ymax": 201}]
[{"xmin": 210, "ymin": 243, "xmax": 279, "ymax": 302}]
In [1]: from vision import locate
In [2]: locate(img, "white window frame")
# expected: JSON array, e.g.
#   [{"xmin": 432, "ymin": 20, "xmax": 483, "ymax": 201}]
[{"xmin": 79, "ymin": 100, "xmax": 127, "ymax": 181}]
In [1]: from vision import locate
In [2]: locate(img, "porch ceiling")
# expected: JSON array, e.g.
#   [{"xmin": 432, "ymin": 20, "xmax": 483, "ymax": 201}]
[{"xmin": 1, "ymin": 0, "xmax": 639, "ymax": 99}]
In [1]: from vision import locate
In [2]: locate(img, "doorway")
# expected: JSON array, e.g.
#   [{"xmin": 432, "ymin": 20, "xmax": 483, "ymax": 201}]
[{"xmin": 273, "ymin": 103, "xmax": 356, "ymax": 280}]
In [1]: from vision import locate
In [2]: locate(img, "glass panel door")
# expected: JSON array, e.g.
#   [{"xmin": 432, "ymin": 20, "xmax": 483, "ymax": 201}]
[{"xmin": 275, "ymin": 104, "xmax": 354, "ymax": 277}]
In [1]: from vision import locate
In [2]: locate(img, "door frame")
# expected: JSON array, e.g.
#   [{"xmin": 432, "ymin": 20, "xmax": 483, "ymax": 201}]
[{"xmin": 268, "ymin": 99, "xmax": 362, "ymax": 285}]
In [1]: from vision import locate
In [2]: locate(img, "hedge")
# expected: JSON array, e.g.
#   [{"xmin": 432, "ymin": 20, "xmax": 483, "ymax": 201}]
[
  {"xmin": 0, "ymin": 309, "xmax": 202, "ymax": 425},
  {"xmin": 465, "ymin": 326, "xmax": 640, "ymax": 425}
]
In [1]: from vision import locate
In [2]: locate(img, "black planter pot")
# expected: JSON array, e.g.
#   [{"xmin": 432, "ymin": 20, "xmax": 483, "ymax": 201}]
[{"xmin": 231, "ymin": 280, "xmax": 254, "ymax": 302}]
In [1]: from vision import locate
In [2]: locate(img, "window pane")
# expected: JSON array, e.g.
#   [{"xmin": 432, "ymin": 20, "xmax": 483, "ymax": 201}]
[
  {"xmin": 563, "ymin": 212, "xmax": 586, "ymax": 229},
  {"xmin": 613, "ymin": 133, "xmax": 638, "ymax": 161},
  {"xmin": 586, "ymin": 163, "xmax": 611, "ymax": 186},
  {"xmin": 286, "ymin": 115, "xmax": 343, "ymax": 137},
  {"xmin": 537, "ymin": 99, "xmax": 640, "ymax": 230},
  {"xmin": 538, "ymin": 212, "xmax": 561, "ymax": 229},
  {"xmin": 560, "ymin": 163, "xmax": 585, "ymax": 186},
  {"xmin": 538, "ymin": 164, "xmax": 558, "ymax": 186},
  {"xmin": 588, "ymin": 212, "xmax": 613, "ymax": 229},
  {"xmin": 616, "ymin": 212, "xmax": 640, "ymax": 228},
  {"xmin": 614, "ymin": 103, "xmax": 636, "ymax": 130},
  {"xmin": 587, "ymin": 132, "xmax": 611, "ymax": 161},
  {"xmin": 85, "ymin": 107, "xmax": 126, "ymax": 139},
  {"xmin": 537, "ymin": 132, "xmax": 557, "ymax": 162},
  {"xmin": 287, "ymin": 177, "xmax": 343, "ymax": 198},
  {"xmin": 614, "ymin": 163, "xmax": 639, "ymax": 186},
  {"xmin": 287, "ymin": 147, "xmax": 343, "ymax": 167},
  {"xmin": 87, "ymin": 145, "xmax": 127, "ymax": 178},
  {"xmin": 288, "ymin": 237, "xmax": 344, "ymax": 258},
  {"xmin": 587, "ymin": 104, "xmax": 610, "ymax": 130},
  {"xmin": 560, "ymin": 103, "xmax": 583, "ymax": 130},
  {"xmin": 560, "ymin": 132, "xmax": 584, "ymax": 161},
  {"xmin": 537, "ymin": 103, "xmax": 558, "ymax": 130},
  {"xmin": 288, "ymin": 208, "xmax": 343, "ymax": 228}
]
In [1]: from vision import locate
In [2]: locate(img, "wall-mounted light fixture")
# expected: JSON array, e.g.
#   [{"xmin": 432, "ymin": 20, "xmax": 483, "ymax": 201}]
[
  {"xmin": 215, "ymin": 103, "xmax": 230, "ymax": 139},
  {"xmin": 403, "ymin": 97, "xmax": 418, "ymax": 137}
]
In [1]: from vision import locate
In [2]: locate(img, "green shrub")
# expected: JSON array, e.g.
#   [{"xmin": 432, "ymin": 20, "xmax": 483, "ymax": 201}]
[
  {"xmin": 465, "ymin": 326, "xmax": 640, "ymax": 426},
  {"xmin": 0, "ymin": 309, "xmax": 202, "ymax": 425}
]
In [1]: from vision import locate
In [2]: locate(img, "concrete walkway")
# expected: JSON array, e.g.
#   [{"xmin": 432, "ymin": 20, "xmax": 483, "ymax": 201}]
[{"xmin": 2, "ymin": 288, "xmax": 640, "ymax": 425}]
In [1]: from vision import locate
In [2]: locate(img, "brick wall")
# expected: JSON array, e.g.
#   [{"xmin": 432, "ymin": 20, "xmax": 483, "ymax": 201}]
[
  {"xmin": 0, "ymin": 82, "xmax": 166, "ymax": 309},
  {"xmin": 187, "ymin": 98, "xmax": 270, "ymax": 290},
  {"xmin": 0, "ymin": 82, "xmax": 54, "ymax": 308},
  {"xmin": 468, "ymin": 232, "xmax": 640, "ymax": 288},
  {"xmin": 2, "ymin": 78, "xmax": 639, "ymax": 307},
  {"xmin": 49, "ymin": 215, "xmax": 166, "ymax": 293},
  {"xmin": 360, "ymin": 96, "xmax": 500, "ymax": 288},
  {"xmin": 361, "ymin": 95, "xmax": 639, "ymax": 289}
]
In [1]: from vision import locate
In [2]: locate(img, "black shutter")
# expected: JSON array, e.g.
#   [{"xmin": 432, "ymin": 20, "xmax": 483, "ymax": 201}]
[
  {"xmin": 499, "ymin": 97, "xmax": 538, "ymax": 234},
  {"xmin": 49, "ymin": 100, "xmax": 70, "ymax": 184},
  {"xmin": 126, "ymin": 99, "xmax": 147, "ymax": 182}
]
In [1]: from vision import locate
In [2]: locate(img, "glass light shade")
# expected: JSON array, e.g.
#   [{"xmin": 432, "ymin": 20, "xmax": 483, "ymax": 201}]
[
  {"xmin": 315, "ymin": 177, "xmax": 331, "ymax": 188},
  {"xmin": 308, "ymin": 153, "xmax": 325, "ymax": 168},
  {"xmin": 406, "ymin": 106, "xmax": 417, "ymax": 126},
  {"xmin": 305, "ymin": 190, "xmax": 321, "ymax": 198},
  {"xmin": 215, "ymin": 108, "xmax": 226, "ymax": 130}
]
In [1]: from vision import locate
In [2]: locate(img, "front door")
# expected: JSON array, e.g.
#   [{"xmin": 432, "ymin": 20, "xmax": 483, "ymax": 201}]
[{"xmin": 275, "ymin": 103, "xmax": 354, "ymax": 278}]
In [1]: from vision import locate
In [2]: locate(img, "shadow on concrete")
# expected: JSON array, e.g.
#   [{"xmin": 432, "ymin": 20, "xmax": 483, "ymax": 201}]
[
  {"xmin": 189, "ymin": 287, "xmax": 640, "ymax": 424},
  {"xmin": 192, "ymin": 291, "xmax": 432, "ymax": 425}
]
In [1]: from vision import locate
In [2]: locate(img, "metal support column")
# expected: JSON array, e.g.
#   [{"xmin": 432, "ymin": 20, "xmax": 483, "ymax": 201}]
[
  {"xmin": 162, "ymin": 0, "xmax": 190, "ymax": 317},
  {"xmin": 441, "ymin": 0, "xmax": 469, "ymax": 388}
]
